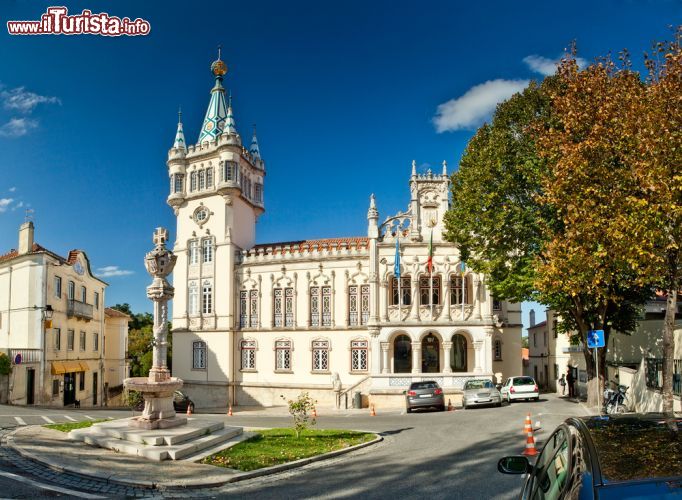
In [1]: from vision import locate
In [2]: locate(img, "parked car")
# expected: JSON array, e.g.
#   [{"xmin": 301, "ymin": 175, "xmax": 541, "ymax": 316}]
[
  {"xmin": 497, "ymin": 413, "xmax": 682, "ymax": 499},
  {"xmin": 172, "ymin": 390, "xmax": 195, "ymax": 413},
  {"xmin": 133, "ymin": 390, "xmax": 195, "ymax": 413},
  {"xmin": 462, "ymin": 379, "xmax": 502, "ymax": 409},
  {"xmin": 404, "ymin": 381, "xmax": 445, "ymax": 413},
  {"xmin": 500, "ymin": 376, "xmax": 539, "ymax": 403}
]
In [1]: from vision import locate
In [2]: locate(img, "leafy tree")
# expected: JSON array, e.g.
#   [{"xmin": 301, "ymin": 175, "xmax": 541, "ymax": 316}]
[
  {"xmin": 444, "ymin": 49, "xmax": 651, "ymax": 406},
  {"xmin": 629, "ymin": 29, "xmax": 682, "ymax": 411}
]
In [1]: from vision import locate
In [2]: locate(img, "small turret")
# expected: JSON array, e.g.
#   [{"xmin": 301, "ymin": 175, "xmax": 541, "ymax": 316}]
[
  {"xmin": 172, "ymin": 109, "xmax": 187, "ymax": 152},
  {"xmin": 198, "ymin": 49, "xmax": 229, "ymax": 144},
  {"xmin": 225, "ymin": 91, "xmax": 238, "ymax": 136},
  {"xmin": 367, "ymin": 194, "xmax": 379, "ymax": 239},
  {"xmin": 249, "ymin": 124, "xmax": 261, "ymax": 160}
]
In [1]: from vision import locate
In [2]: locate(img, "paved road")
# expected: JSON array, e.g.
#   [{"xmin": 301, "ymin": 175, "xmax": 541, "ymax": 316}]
[
  {"xmin": 0, "ymin": 394, "xmax": 590, "ymax": 499},
  {"xmin": 0, "ymin": 405, "xmax": 132, "ymax": 430}
]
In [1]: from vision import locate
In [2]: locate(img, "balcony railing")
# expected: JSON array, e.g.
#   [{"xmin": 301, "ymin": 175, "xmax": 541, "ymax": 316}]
[
  {"xmin": 67, "ymin": 299, "xmax": 94, "ymax": 321},
  {"xmin": 9, "ymin": 348, "xmax": 41, "ymax": 364}
]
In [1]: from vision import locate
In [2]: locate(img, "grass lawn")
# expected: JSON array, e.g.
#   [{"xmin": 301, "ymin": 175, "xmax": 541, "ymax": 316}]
[
  {"xmin": 202, "ymin": 428, "xmax": 376, "ymax": 471},
  {"xmin": 44, "ymin": 419, "xmax": 109, "ymax": 432}
]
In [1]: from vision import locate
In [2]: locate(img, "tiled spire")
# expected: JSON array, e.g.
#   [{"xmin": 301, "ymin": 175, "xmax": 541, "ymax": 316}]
[
  {"xmin": 249, "ymin": 124, "xmax": 261, "ymax": 160},
  {"xmin": 198, "ymin": 49, "xmax": 229, "ymax": 144},
  {"xmin": 225, "ymin": 91, "xmax": 237, "ymax": 135},
  {"xmin": 173, "ymin": 108, "xmax": 187, "ymax": 151}
]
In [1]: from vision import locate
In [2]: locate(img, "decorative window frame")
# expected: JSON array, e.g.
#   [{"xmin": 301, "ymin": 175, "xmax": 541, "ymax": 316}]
[
  {"xmin": 202, "ymin": 279, "xmax": 213, "ymax": 315},
  {"xmin": 449, "ymin": 274, "xmax": 470, "ymax": 305},
  {"xmin": 240, "ymin": 338, "xmax": 257, "ymax": 372},
  {"xmin": 310, "ymin": 337, "xmax": 331, "ymax": 373},
  {"xmin": 202, "ymin": 237, "xmax": 214, "ymax": 263},
  {"xmin": 419, "ymin": 274, "xmax": 441, "ymax": 306},
  {"xmin": 188, "ymin": 280, "xmax": 200, "ymax": 316},
  {"xmin": 272, "ymin": 273, "xmax": 296, "ymax": 329},
  {"xmin": 274, "ymin": 337, "xmax": 293, "ymax": 373},
  {"xmin": 307, "ymin": 267, "xmax": 334, "ymax": 328},
  {"xmin": 238, "ymin": 271, "xmax": 261, "ymax": 329},
  {"xmin": 350, "ymin": 337, "xmax": 369, "ymax": 372},
  {"xmin": 390, "ymin": 275, "xmax": 412, "ymax": 306}
]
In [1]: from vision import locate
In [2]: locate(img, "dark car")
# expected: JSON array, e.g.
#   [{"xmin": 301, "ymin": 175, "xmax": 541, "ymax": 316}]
[
  {"xmin": 133, "ymin": 390, "xmax": 194, "ymax": 413},
  {"xmin": 497, "ymin": 413, "xmax": 682, "ymax": 499},
  {"xmin": 404, "ymin": 381, "xmax": 445, "ymax": 413}
]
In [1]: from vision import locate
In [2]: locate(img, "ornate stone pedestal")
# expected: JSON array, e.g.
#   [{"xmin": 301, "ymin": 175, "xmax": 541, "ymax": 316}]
[{"xmin": 125, "ymin": 377, "xmax": 187, "ymax": 429}]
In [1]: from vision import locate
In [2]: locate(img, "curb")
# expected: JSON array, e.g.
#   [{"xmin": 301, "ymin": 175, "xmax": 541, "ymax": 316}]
[{"xmin": 5, "ymin": 426, "xmax": 383, "ymax": 490}]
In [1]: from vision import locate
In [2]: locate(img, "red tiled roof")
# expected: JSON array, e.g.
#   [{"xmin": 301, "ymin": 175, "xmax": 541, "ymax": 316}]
[
  {"xmin": 252, "ymin": 237, "xmax": 369, "ymax": 255},
  {"xmin": 521, "ymin": 348, "xmax": 529, "ymax": 360},
  {"xmin": 105, "ymin": 307, "xmax": 131, "ymax": 319},
  {"xmin": 0, "ymin": 243, "xmax": 64, "ymax": 264}
]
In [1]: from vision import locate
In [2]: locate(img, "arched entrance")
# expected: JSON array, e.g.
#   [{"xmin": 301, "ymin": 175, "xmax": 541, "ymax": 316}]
[
  {"xmin": 421, "ymin": 333, "xmax": 440, "ymax": 373},
  {"xmin": 393, "ymin": 334, "xmax": 412, "ymax": 373},
  {"xmin": 451, "ymin": 334, "xmax": 467, "ymax": 372}
]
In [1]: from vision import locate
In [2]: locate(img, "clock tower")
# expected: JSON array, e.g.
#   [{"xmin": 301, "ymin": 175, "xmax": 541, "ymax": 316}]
[{"xmin": 167, "ymin": 53, "xmax": 265, "ymax": 392}]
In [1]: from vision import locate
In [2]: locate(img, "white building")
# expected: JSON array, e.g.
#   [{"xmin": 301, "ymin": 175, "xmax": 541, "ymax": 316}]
[
  {"xmin": 168, "ymin": 55, "xmax": 522, "ymax": 408},
  {"xmin": 0, "ymin": 222, "xmax": 109, "ymax": 407},
  {"xmin": 103, "ymin": 307, "xmax": 130, "ymax": 404}
]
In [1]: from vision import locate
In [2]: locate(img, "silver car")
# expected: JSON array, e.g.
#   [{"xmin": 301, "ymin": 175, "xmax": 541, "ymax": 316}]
[{"xmin": 462, "ymin": 379, "xmax": 502, "ymax": 409}]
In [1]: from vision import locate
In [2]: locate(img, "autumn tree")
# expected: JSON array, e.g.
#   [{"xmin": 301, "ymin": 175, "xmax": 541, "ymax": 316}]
[{"xmin": 630, "ymin": 29, "xmax": 682, "ymax": 412}]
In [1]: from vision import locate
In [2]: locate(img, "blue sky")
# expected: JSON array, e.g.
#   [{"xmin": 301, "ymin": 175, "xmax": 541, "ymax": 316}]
[{"xmin": 0, "ymin": 1, "xmax": 679, "ymax": 327}]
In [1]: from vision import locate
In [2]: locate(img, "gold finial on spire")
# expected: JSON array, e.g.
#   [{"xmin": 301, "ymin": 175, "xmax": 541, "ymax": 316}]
[{"xmin": 211, "ymin": 44, "xmax": 227, "ymax": 77}]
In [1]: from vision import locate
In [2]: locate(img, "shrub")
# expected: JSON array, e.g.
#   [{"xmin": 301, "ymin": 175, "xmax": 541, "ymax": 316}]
[
  {"xmin": 0, "ymin": 353, "xmax": 10, "ymax": 376},
  {"xmin": 281, "ymin": 392, "xmax": 317, "ymax": 438},
  {"xmin": 124, "ymin": 389, "xmax": 143, "ymax": 409}
]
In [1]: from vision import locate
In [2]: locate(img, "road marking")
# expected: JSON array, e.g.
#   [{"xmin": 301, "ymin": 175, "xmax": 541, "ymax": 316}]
[
  {"xmin": 64, "ymin": 415, "xmax": 77, "ymax": 422},
  {"xmin": 14, "ymin": 417, "xmax": 26, "ymax": 425},
  {"xmin": 41, "ymin": 416, "xmax": 55, "ymax": 424},
  {"xmin": 84, "ymin": 415, "xmax": 96, "ymax": 420},
  {"xmin": 0, "ymin": 470, "xmax": 105, "ymax": 499}
]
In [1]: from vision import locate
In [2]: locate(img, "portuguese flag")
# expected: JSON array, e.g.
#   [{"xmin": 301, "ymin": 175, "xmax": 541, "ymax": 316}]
[{"xmin": 427, "ymin": 229, "xmax": 433, "ymax": 274}]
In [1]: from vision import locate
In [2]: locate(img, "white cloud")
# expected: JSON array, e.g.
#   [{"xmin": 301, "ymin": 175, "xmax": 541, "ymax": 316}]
[
  {"xmin": 0, "ymin": 117, "xmax": 38, "ymax": 137},
  {"xmin": 1, "ymin": 86, "xmax": 60, "ymax": 113},
  {"xmin": 8, "ymin": 187, "xmax": 16, "ymax": 192},
  {"xmin": 523, "ymin": 54, "xmax": 588, "ymax": 76},
  {"xmin": 96, "ymin": 265, "xmax": 134, "ymax": 278},
  {"xmin": 433, "ymin": 79, "xmax": 529, "ymax": 132},
  {"xmin": 11, "ymin": 201, "xmax": 24, "ymax": 211},
  {"xmin": 0, "ymin": 198, "xmax": 13, "ymax": 213}
]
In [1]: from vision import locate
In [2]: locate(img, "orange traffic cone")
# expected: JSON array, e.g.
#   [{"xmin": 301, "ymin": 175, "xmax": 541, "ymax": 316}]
[
  {"xmin": 522, "ymin": 413, "xmax": 538, "ymax": 456},
  {"xmin": 312, "ymin": 407, "xmax": 318, "ymax": 418},
  {"xmin": 370, "ymin": 404, "xmax": 376, "ymax": 417},
  {"xmin": 447, "ymin": 399, "xmax": 453, "ymax": 411},
  {"xmin": 186, "ymin": 404, "xmax": 193, "ymax": 415},
  {"xmin": 227, "ymin": 405, "xmax": 233, "ymax": 416}
]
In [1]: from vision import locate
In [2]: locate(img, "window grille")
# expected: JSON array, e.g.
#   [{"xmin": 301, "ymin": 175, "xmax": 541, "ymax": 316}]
[
  {"xmin": 285, "ymin": 288, "xmax": 294, "ymax": 327},
  {"xmin": 239, "ymin": 291, "xmax": 248, "ymax": 328},
  {"xmin": 241, "ymin": 340, "xmax": 256, "ymax": 369},
  {"xmin": 349, "ymin": 285, "xmax": 370, "ymax": 326},
  {"xmin": 419, "ymin": 276, "xmax": 440, "ymax": 305},
  {"xmin": 494, "ymin": 339, "xmax": 502, "ymax": 360},
  {"xmin": 310, "ymin": 287, "xmax": 320, "ymax": 327},
  {"xmin": 349, "ymin": 286, "xmax": 358, "ymax": 326},
  {"xmin": 199, "ymin": 170, "xmax": 206, "ymax": 190},
  {"xmin": 249, "ymin": 290, "xmax": 258, "ymax": 327},
  {"xmin": 274, "ymin": 288, "xmax": 294, "ymax": 328},
  {"xmin": 391, "ymin": 276, "xmax": 411, "ymax": 305},
  {"xmin": 202, "ymin": 239, "xmax": 213, "ymax": 263},
  {"xmin": 275, "ymin": 340, "xmax": 291, "ymax": 370},
  {"xmin": 450, "ymin": 276, "xmax": 468, "ymax": 305},
  {"xmin": 192, "ymin": 341, "xmax": 207, "ymax": 369},
  {"xmin": 206, "ymin": 168, "xmax": 213, "ymax": 187},
  {"xmin": 312, "ymin": 340, "xmax": 330, "ymax": 371},
  {"xmin": 351, "ymin": 339, "xmax": 368, "ymax": 371},
  {"xmin": 174, "ymin": 174, "xmax": 184, "ymax": 193}
]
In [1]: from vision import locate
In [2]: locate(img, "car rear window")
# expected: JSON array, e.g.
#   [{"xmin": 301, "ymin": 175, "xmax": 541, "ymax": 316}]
[
  {"xmin": 410, "ymin": 382, "xmax": 438, "ymax": 390},
  {"xmin": 586, "ymin": 415, "xmax": 682, "ymax": 482},
  {"xmin": 464, "ymin": 380, "xmax": 493, "ymax": 390},
  {"xmin": 513, "ymin": 377, "xmax": 535, "ymax": 385}
]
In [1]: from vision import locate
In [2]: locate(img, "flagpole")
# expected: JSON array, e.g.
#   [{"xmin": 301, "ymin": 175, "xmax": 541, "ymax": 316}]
[
  {"xmin": 395, "ymin": 231, "xmax": 401, "ymax": 322},
  {"xmin": 461, "ymin": 262, "xmax": 465, "ymax": 319},
  {"xmin": 429, "ymin": 228, "xmax": 434, "ymax": 320}
]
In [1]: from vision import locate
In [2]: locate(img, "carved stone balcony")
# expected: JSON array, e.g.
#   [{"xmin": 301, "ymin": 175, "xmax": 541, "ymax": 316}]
[{"xmin": 67, "ymin": 299, "xmax": 93, "ymax": 321}]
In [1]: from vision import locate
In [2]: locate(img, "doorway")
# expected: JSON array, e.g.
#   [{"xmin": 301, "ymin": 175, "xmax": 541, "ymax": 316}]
[
  {"xmin": 421, "ymin": 334, "xmax": 440, "ymax": 373},
  {"xmin": 92, "ymin": 372, "xmax": 98, "ymax": 406},
  {"xmin": 26, "ymin": 368, "xmax": 35, "ymax": 405},
  {"xmin": 64, "ymin": 372, "xmax": 76, "ymax": 406}
]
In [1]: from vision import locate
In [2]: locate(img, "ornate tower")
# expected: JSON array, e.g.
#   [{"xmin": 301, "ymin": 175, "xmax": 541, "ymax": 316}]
[{"xmin": 167, "ymin": 52, "xmax": 265, "ymax": 348}]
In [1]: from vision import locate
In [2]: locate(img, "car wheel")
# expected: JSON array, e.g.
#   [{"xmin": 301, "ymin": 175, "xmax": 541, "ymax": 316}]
[
  {"xmin": 189, "ymin": 403, "xmax": 195, "ymax": 413},
  {"xmin": 496, "ymin": 402, "xmax": 502, "ymax": 407},
  {"xmin": 439, "ymin": 405, "xmax": 446, "ymax": 412},
  {"xmin": 506, "ymin": 394, "xmax": 511, "ymax": 404},
  {"xmin": 406, "ymin": 407, "xmax": 412, "ymax": 414},
  {"xmin": 534, "ymin": 397, "xmax": 540, "ymax": 402}
]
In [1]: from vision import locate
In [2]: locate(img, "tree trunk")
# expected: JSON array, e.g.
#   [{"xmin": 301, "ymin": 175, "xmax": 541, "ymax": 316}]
[{"xmin": 661, "ymin": 286, "xmax": 677, "ymax": 413}]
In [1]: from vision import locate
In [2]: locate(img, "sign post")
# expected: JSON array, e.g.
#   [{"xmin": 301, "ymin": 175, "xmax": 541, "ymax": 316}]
[{"xmin": 587, "ymin": 329, "xmax": 605, "ymax": 410}]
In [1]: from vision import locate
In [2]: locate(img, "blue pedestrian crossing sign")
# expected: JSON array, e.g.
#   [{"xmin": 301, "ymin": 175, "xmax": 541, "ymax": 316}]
[{"xmin": 587, "ymin": 329, "xmax": 605, "ymax": 349}]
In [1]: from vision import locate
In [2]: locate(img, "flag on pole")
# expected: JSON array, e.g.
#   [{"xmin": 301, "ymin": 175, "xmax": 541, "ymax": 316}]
[
  {"xmin": 394, "ymin": 235, "xmax": 401, "ymax": 278},
  {"xmin": 427, "ymin": 229, "xmax": 433, "ymax": 274}
]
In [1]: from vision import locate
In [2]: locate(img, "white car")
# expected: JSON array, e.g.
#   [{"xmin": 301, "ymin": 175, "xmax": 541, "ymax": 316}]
[{"xmin": 500, "ymin": 376, "xmax": 539, "ymax": 403}]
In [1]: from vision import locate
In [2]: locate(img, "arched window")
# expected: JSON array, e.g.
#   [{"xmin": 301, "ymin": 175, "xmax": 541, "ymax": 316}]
[
  {"xmin": 312, "ymin": 339, "xmax": 330, "ymax": 372},
  {"xmin": 420, "ymin": 276, "xmax": 441, "ymax": 305},
  {"xmin": 391, "ymin": 276, "xmax": 411, "ymax": 306},
  {"xmin": 393, "ymin": 334, "xmax": 412, "ymax": 373},
  {"xmin": 190, "ymin": 171, "xmax": 197, "ymax": 192},
  {"xmin": 421, "ymin": 333, "xmax": 440, "ymax": 373},
  {"xmin": 240, "ymin": 339, "xmax": 256, "ymax": 370},
  {"xmin": 451, "ymin": 334, "xmax": 467, "ymax": 372},
  {"xmin": 450, "ymin": 275, "xmax": 469, "ymax": 305},
  {"xmin": 206, "ymin": 167, "xmax": 213, "ymax": 187}
]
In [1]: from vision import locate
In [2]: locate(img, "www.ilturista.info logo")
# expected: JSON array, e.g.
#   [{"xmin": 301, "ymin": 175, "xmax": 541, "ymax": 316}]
[{"xmin": 7, "ymin": 6, "xmax": 151, "ymax": 36}]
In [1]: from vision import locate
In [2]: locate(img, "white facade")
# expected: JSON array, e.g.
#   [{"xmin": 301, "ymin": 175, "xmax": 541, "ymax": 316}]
[
  {"xmin": 0, "ymin": 222, "xmax": 110, "ymax": 407},
  {"xmin": 103, "ymin": 307, "xmax": 130, "ymax": 401},
  {"xmin": 169, "ymin": 57, "xmax": 522, "ymax": 408}
]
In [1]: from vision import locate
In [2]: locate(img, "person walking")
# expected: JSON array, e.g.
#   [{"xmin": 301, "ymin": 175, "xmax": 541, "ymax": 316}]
[
  {"xmin": 558, "ymin": 374, "xmax": 566, "ymax": 396},
  {"xmin": 566, "ymin": 368, "xmax": 575, "ymax": 398}
]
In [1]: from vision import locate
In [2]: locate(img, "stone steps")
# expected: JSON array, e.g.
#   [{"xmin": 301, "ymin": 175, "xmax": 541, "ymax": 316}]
[{"xmin": 70, "ymin": 417, "xmax": 243, "ymax": 461}]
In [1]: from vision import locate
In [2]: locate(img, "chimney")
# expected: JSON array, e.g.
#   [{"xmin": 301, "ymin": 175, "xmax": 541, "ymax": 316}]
[
  {"xmin": 529, "ymin": 309, "xmax": 536, "ymax": 328},
  {"xmin": 18, "ymin": 221, "xmax": 34, "ymax": 255}
]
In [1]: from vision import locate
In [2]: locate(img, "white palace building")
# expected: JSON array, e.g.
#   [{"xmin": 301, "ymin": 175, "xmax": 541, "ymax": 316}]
[{"xmin": 168, "ymin": 55, "xmax": 522, "ymax": 409}]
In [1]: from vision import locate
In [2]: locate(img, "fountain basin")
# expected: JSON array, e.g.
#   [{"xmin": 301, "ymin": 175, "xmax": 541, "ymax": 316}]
[{"xmin": 124, "ymin": 376, "xmax": 187, "ymax": 429}]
